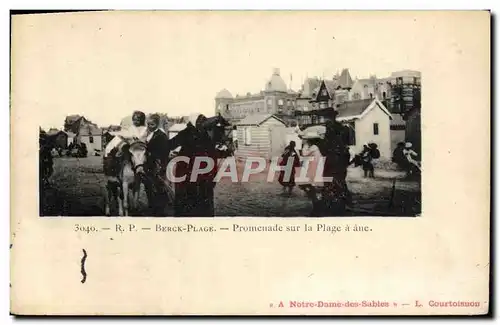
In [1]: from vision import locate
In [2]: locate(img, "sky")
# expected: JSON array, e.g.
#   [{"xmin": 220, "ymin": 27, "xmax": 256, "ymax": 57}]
[{"xmin": 12, "ymin": 11, "xmax": 424, "ymax": 130}]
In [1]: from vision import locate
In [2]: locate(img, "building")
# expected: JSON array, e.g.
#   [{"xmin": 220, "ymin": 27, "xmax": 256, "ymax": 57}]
[
  {"xmin": 403, "ymin": 106, "xmax": 421, "ymax": 155},
  {"xmin": 64, "ymin": 115, "xmax": 103, "ymax": 153},
  {"xmin": 75, "ymin": 123, "xmax": 102, "ymax": 154},
  {"xmin": 336, "ymin": 98, "xmax": 393, "ymax": 158},
  {"xmin": 215, "ymin": 68, "xmax": 298, "ymax": 124},
  {"xmin": 349, "ymin": 76, "xmax": 392, "ymax": 102},
  {"xmin": 348, "ymin": 70, "xmax": 421, "ymax": 153},
  {"xmin": 46, "ymin": 129, "xmax": 69, "ymax": 150},
  {"xmin": 235, "ymin": 114, "xmax": 287, "ymax": 160},
  {"xmin": 294, "ymin": 74, "xmax": 353, "ymax": 127}
]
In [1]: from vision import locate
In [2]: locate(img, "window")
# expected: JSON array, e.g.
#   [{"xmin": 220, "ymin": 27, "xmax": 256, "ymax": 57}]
[
  {"xmin": 373, "ymin": 123, "xmax": 379, "ymax": 135},
  {"xmin": 352, "ymin": 92, "xmax": 361, "ymax": 100},
  {"xmin": 278, "ymin": 99, "xmax": 284, "ymax": 106},
  {"xmin": 383, "ymin": 92, "xmax": 386, "ymax": 99},
  {"xmin": 244, "ymin": 127, "xmax": 252, "ymax": 145},
  {"xmin": 89, "ymin": 136, "xmax": 94, "ymax": 143},
  {"xmin": 370, "ymin": 93, "xmax": 373, "ymax": 99}
]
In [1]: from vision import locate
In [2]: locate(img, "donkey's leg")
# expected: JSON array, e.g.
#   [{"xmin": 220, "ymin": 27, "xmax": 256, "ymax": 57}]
[
  {"xmin": 117, "ymin": 183, "xmax": 124, "ymax": 216},
  {"xmin": 132, "ymin": 177, "xmax": 141, "ymax": 211},
  {"xmin": 122, "ymin": 182, "xmax": 129, "ymax": 216},
  {"xmin": 104, "ymin": 181, "xmax": 112, "ymax": 216}
]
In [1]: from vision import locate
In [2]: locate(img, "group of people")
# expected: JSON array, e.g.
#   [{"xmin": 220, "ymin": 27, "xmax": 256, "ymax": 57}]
[
  {"xmin": 103, "ymin": 110, "xmax": 220, "ymax": 216},
  {"xmin": 350, "ymin": 143, "xmax": 380, "ymax": 178},
  {"xmin": 277, "ymin": 117, "xmax": 352, "ymax": 216}
]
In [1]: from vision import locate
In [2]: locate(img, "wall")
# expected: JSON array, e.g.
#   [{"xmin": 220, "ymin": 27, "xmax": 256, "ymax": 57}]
[
  {"xmin": 405, "ymin": 109, "xmax": 421, "ymax": 154},
  {"xmin": 80, "ymin": 135, "xmax": 102, "ymax": 153},
  {"xmin": 236, "ymin": 117, "xmax": 285, "ymax": 160},
  {"xmin": 354, "ymin": 104, "xmax": 392, "ymax": 158},
  {"xmin": 390, "ymin": 113, "xmax": 406, "ymax": 151}
]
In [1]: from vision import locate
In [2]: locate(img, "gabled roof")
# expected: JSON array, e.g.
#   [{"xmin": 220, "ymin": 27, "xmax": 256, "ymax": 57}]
[
  {"xmin": 65, "ymin": 115, "xmax": 82, "ymax": 125},
  {"xmin": 311, "ymin": 80, "xmax": 340, "ymax": 100},
  {"xmin": 236, "ymin": 114, "xmax": 286, "ymax": 126},
  {"xmin": 336, "ymin": 98, "xmax": 392, "ymax": 121},
  {"xmin": 78, "ymin": 124, "xmax": 101, "ymax": 136},
  {"xmin": 338, "ymin": 68, "xmax": 353, "ymax": 89},
  {"xmin": 47, "ymin": 128, "xmax": 61, "ymax": 136}
]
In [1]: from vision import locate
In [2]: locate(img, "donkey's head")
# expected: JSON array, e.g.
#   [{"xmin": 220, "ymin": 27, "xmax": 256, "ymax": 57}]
[{"xmin": 123, "ymin": 141, "xmax": 147, "ymax": 175}]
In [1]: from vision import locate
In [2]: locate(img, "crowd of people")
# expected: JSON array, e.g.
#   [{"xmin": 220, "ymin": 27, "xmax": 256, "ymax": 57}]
[
  {"xmin": 277, "ymin": 115, "xmax": 353, "ymax": 216},
  {"xmin": 276, "ymin": 117, "xmax": 421, "ymax": 216},
  {"xmin": 103, "ymin": 110, "xmax": 224, "ymax": 216}
]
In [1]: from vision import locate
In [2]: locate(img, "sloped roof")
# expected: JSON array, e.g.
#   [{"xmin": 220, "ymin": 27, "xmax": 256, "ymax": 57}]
[
  {"xmin": 216, "ymin": 88, "xmax": 233, "ymax": 99},
  {"xmin": 47, "ymin": 128, "xmax": 61, "ymax": 136},
  {"xmin": 311, "ymin": 79, "xmax": 340, "ymax": 99},
  {"xmin": 336, "ymin": 99, "xmax": 373, "ymax": 119},
  {"xmin": 336, "ymin": 98, "xmax": 392, "ymax": 121},
  {"xmin": 300, "ymin": 77, "xmax": 321, "ymax": 98},
  {"xmin": 338, "ymin": 68, "xmax": 353, "ymax": 89},
  {"xmin": 78, "ymin": 124, "xmax": 101, "ymax": 136},
  {"xmin": 236, "ymin": 114, "xmax": 286, "ymax": 126},
  {"xmin": 65, "ymin": 114, "xmax": 82, "ymax": 125},
  {"xmin": 265, "ymin": 68, "xmax": 287, "ymax": 92}
]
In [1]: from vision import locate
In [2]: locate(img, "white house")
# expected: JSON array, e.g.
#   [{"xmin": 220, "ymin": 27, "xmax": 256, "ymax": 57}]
[
  {"xmin": 235, "ymin": 114, "xmax": 287, "ymax": 160},
  {"xmin": 336, "ymin": 98, "xmax": 393, "ymax": 158}
]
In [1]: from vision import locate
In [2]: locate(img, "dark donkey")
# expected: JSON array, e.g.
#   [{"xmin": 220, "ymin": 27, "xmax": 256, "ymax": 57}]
[{"xmin": 104, "ymin": 140, "xmax": 148, "ymax": 216}]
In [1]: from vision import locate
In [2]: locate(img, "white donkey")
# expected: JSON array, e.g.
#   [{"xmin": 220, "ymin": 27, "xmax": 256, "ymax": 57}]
[{"xmin": 104, "ymin": 141, "xmax": 147, "ymax": 216}]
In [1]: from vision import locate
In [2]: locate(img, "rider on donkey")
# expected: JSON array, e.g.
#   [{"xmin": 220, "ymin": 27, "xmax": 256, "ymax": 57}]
[{"xmin": 103, "ymin": 110, "xmax": 148, "ymax": 180}]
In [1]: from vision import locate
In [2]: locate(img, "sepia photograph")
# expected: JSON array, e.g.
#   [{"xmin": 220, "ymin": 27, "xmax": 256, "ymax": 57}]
[
  {"xmin": 11, "ymin": 10, "xmax": 490, "ymax": 316},
  {"xmin": 36, "ymin": 11, "xmax": 422, "ymax": 217}
]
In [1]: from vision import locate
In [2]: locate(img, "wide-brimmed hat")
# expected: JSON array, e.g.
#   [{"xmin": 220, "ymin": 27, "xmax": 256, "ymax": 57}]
[{"xmin": 301, "ymin": 131, "xmax": 322, "ymax": 139}]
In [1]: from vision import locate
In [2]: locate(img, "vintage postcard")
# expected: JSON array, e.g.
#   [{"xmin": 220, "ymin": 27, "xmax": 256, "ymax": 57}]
[{"xmin": 10, "ymin": 10, "xmax": 490, "ymax": 315}]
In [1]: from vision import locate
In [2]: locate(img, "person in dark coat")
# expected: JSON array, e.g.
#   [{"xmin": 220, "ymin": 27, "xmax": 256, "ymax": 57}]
[
  {"xmin": 144, "ymin": 113, "xmax": 170, "ymax": 216},
  {"xmin": 167, "ymin": 113, "xmax": 219, "ymax": 217},
  {"xmin": 278, "ymin": 141, "xmax": 301, "ymax": 195},
  {"xmin": 319, "ymin": 116, "xmax": 352, "ymax": 214},
  {"xmin": 392, "ymin": 142, "xmax": 407, "ymax": 170}
]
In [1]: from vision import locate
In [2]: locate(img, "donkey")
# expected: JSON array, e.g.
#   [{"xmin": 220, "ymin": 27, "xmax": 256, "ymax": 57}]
[{"xmin": 104, "ymin": 141, "xmax": 147, "ymax": 216}]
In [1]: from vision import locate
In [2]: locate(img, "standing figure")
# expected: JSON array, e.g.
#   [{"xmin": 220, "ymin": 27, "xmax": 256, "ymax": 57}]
[
  {"xmin": 278, "ymin": 141, "xmax": 301, "ymax": 195},
  {"xmin": 360, "ymin": 144, "xmax": 375, "ymax": 178},
  {"xmin": 403, "ymin": 142, "xmax": 421, "ymax": 177},
  {"xmin": 297, "ymin": 133, "xmax": 325, "ymax": 216},
  {"xmin": 392, "ymin": 142, "xmax": 407, "ymax": 170},
  {"xmin": 168, "ymin": 113, "xmax": 219, "ymax": 217},
  {"xmin": 144, "ymin": 113, "xmax": 170, "ymax": 216}
]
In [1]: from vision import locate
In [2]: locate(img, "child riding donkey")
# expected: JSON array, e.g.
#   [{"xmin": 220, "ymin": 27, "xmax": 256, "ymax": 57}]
[{"xmin": 103, "ymin": 110, "xmax": 149, "ymax": 216}]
